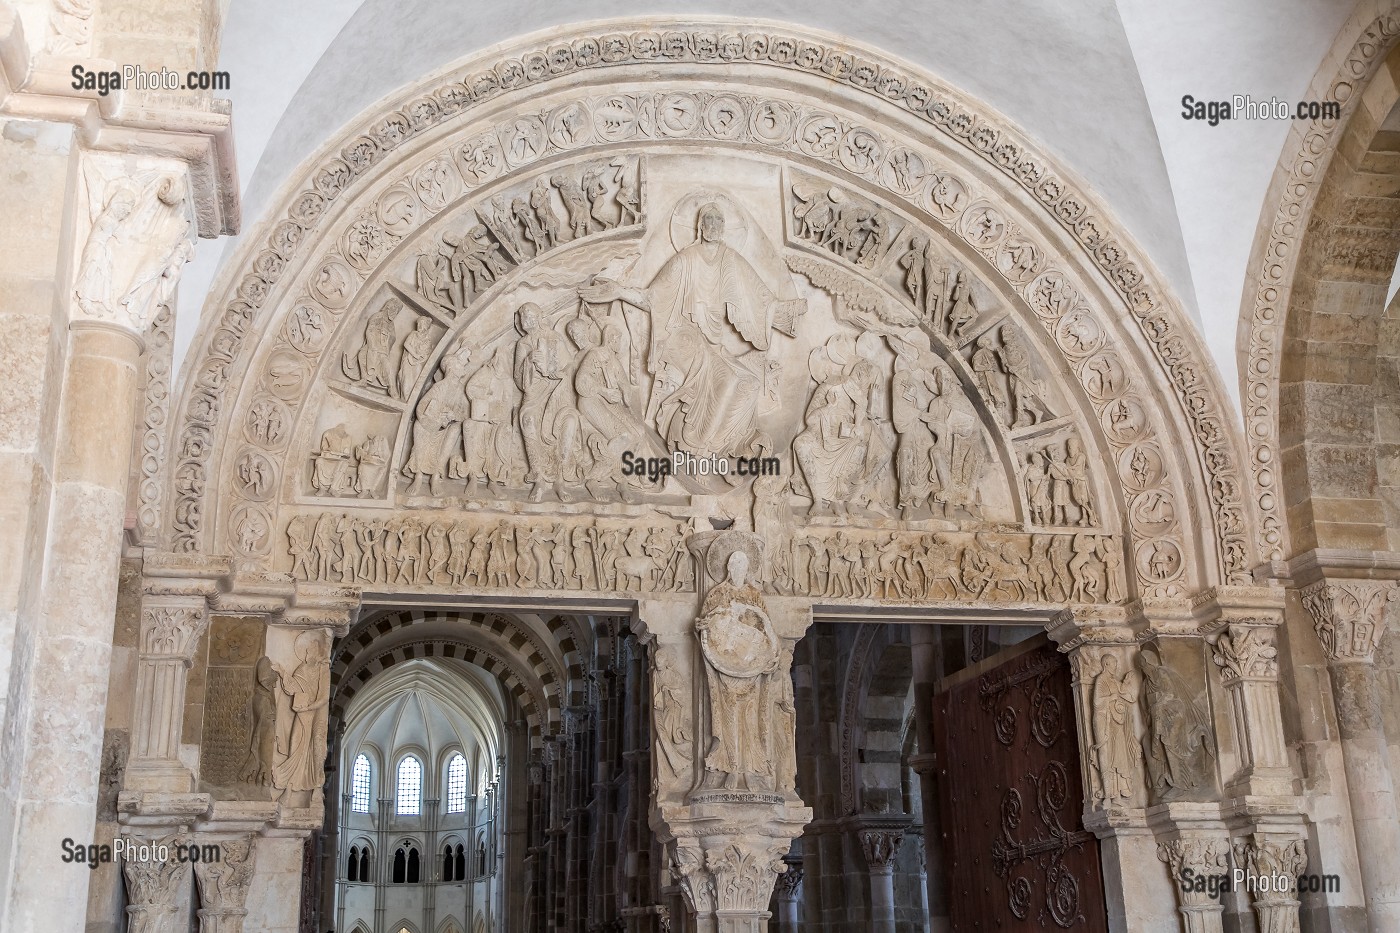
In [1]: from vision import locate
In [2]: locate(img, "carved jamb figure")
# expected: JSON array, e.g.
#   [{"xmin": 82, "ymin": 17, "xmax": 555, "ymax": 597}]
[
  {"xmin": 696, "ymin": 548, "xmax": 781, "ymax": 790},
  {"xmin": 1090, "ymin": 653, "xmax": 1143, "ymax": 804},
  {"xmin": 653, "ymin": 647, "xmax": 693, "ymax": 786},
  {"xmin": 1138, "ymin": 649, "xmax": 1214, "ymax": 801},
  {"xmin": 272, "ymin": 633, "xmax": 330, "ymax": 804},
  {"xmin": 73, "ymin": 178, "xmax": 138, "ymax": 319},
  {"xmin": 239, "ymin": 657, "xmax": 279, "ymax": 785}
]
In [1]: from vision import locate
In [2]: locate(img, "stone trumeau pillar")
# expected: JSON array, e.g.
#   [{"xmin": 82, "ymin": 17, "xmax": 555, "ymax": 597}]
[
  {"xmin": 1295, "ymin": 557, "xmax": 1400, "ymax": 932},
  {"xmin": 637, "ymin": 530, "xmax": 813, "ymax": 933}
]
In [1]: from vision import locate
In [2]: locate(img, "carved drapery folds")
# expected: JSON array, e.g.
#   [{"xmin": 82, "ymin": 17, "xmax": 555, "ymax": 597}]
[
  {"xmin": 193, "ymin": 835, "xmax": 257, "ymax": 933},
  {"xmin": 270, "ymin": 630, "xmax": 331, "ymax": 807}
]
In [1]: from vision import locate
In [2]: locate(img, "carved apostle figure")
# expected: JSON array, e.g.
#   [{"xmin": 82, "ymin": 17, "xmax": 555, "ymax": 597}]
[
  {"xmin": 272, "ymin": 633, "xmax": 330, "ymax": 803},
  {"xmin": 579, "ymin": 202, "xmax": 804, "ymax": 460},
  {"xmin": 513, "ymin": 303, "xmax": 572, "ymax": 500},
  {"xmin": 1090, "ymin": 653, "xmax": 1143, "ymax": 804},
  {"xmin": 403, "ymin": 344, "xmax": 473, "ymax": 496},
  {"xmin": 343, "ymin": 299, "xmax": 400, "ymax": 394},
  {"xmin": 239, "ymin": 657, "xmax": 279, "ymax": 785},
  {"xmin": 696, "ymin": 549, "xmax": 781, "ymax": 789}
]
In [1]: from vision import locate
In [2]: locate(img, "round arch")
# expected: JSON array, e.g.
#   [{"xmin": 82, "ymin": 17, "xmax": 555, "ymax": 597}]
[
  {"xmin": 168, "ymin": 17, "xmax": 1254, "ymax": 609},
  {"xmin": 1239, "ymin": 3, "xmax": 1400, "ymax": 559}
]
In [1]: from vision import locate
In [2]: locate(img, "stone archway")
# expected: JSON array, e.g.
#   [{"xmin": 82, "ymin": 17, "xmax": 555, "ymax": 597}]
[{"xmin": 136, "ymin": 18, "xmax": 1301, "ymax": 933}]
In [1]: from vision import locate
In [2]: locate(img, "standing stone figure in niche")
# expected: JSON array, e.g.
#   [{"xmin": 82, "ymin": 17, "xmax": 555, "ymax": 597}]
[
  {"xmin": 579, "ymin": 201, "xmax": 805, "ymax": 461},
  {"xmin": 696, "ymin": 548, "xmax": 781, "ymax": 791},
  {"xmin": 396, "ymin": 316, "xmax": 436, "ymax": 400},
  {"xmin": 513, "ymin": 303, "xmax": 572, "ymax": 501},
  {"xmin": 1090, "ymin": 653, "xmax": 1142, "ymax": 804},
  {"xmin": 653, "ymin": 647, "xmax": 692, "ymax": 786},
  {"xmin": 238, "ymin": 657, "xmax": 279, "ymax": 785},
  {"xmin": 272, "ymin": 633, "xmax": 330, "ymax": 805}
]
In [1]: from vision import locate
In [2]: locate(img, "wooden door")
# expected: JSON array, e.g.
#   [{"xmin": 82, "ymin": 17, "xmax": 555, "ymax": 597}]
[{"xmin": 932, "ymin": 640, "xmax": 1108, "ymax": 931}]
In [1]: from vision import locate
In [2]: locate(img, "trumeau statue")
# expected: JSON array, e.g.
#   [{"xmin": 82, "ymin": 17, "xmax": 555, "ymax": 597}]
[
  {"xmin": 1090, "ymin": 653, "xmax": 1143, "ymax": 805},
  {"xmin": 696, "ymin": 547, "xmax": 781, "ymax": 792}
]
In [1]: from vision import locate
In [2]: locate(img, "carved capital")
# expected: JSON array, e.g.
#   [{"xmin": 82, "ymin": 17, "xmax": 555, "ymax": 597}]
[
  {"xmin": 1211, "ymin": 623, "xmax": 1279, "ymax": 683},
  {"xmin": 193, "ymin": 835, "xmax": 256, "ymax": 933},
  {"xmin": 1301, "ymin": 579, "xmax": 1396, "ymax": 664},
  {"xmin": 774, "ymin": 859, "xmax": 804, "ymax": 900},
  {"xmin": 858, "ymin": 829, "xmax": 904, "ymax": 872},
  {"xmin": 73, "ymin": 159, "xmax": 195, "ymax": 335},
  {"xmin": 1157, "ymin": 836, "xmax": 1228, "ymax": 909},
  {"xmin": 140, "ymin": 604, "xmax": 208, "ymax": 660},
  {"xmin": 122, "ymin": 832, "xmax": 192, "ymax": 930}
]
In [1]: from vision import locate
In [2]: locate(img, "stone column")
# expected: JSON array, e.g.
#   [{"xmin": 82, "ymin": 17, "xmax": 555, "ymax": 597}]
[
  {"xmin": 774, "ymin": 856, "xmax": 802, "ymax": 931},
  {"xmin": 1300, "ymin": 576, "xmax": 1400, "ymax": 930},
  {"xmin": 638, "ymin": 530, "xmax": 813, "ymax": 933},
  {"xmin": 1045, "ymin": 606, "xmax": 1178, "ymax": 932},
  {"xmin": 125, "ymin": 593, "xmax": 209, "ymax": 791},
  {"xmin": 855, "ymin": 819, "xmax": 907, "ymax": 933},
  {"xmin": 1232, "ymin": 835, "xmax": 1309, "ymax": 933}
]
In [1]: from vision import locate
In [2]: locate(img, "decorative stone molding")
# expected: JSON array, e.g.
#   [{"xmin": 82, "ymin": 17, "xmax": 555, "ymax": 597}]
[
  {"xmin": 170, "ymin": 21, "xmax": 1251, "ymax": 605},
  {"xmin": 192, "ymin": 834, "xmax": 256, "ymax": 933},
  {"xmin": 1300, "ymin": 579, "xmax": 1396, "ymax": 664},
  {"xmin": 1239, "ymin": 7, "xmax": 1400, "ymax": 562},
  {"xmin": 121, "ymin": 831, "xmax": 193, "ymax": 933},
  {"xmin": 1157, "ymin": 836, "xmax": 1228, "ymax": 933},
  {"xmin": 135, "ymin": 304, "xmax": 176, "ymax": 546}
]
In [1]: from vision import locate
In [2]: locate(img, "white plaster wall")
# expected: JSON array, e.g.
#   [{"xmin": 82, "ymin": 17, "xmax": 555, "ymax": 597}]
[{"xmin": 176, "ymin": 0, "xmax": 1372, "ymax": 417}]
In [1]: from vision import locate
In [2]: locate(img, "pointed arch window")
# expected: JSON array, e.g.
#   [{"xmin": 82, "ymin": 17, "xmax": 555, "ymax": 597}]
[
  {"xmin": 396, "ymin": 755, "xmax": 422, "ymax": 815},
  {"xmin": 442, "ymin": 843, "xmax": 466, "ymax": 881},
  {"xmin": 351, "ymin": 753, "xmax": 371, "ymax": 813},
  {"xmin": 347, "ymin": 845, "xmax": 360, "ymax": 881},
  {"xmin": 392, "ymin": 843, "xmax": 420, "ymax": 883},
  {"xmin": 446, "ymin": 753, "xmax": 468, "ymax": 813}
]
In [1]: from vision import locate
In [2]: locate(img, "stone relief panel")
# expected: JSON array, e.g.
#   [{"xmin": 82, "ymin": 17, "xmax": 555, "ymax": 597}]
[
  {"xmin": 173, "ymin": 28, "xmax": 1249, "ymax": 599},
  {"xmin": 182, "ymin": 70, "xmax": 1244, "ymax": 601},
  {"xmin": 198, "ymin": 617, "xmax": 269, "ymax": 792}
]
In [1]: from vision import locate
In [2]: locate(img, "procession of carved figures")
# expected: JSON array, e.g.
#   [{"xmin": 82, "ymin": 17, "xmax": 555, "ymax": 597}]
[{"xmin": 287, "ymin": 511, "xmax": 695, "ymax": 593}]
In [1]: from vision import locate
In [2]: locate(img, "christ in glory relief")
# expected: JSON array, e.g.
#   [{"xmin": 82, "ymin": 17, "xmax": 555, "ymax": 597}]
[{"xmin": 579, "ymin": 200, "xmax": 805, "ymax": 459}]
